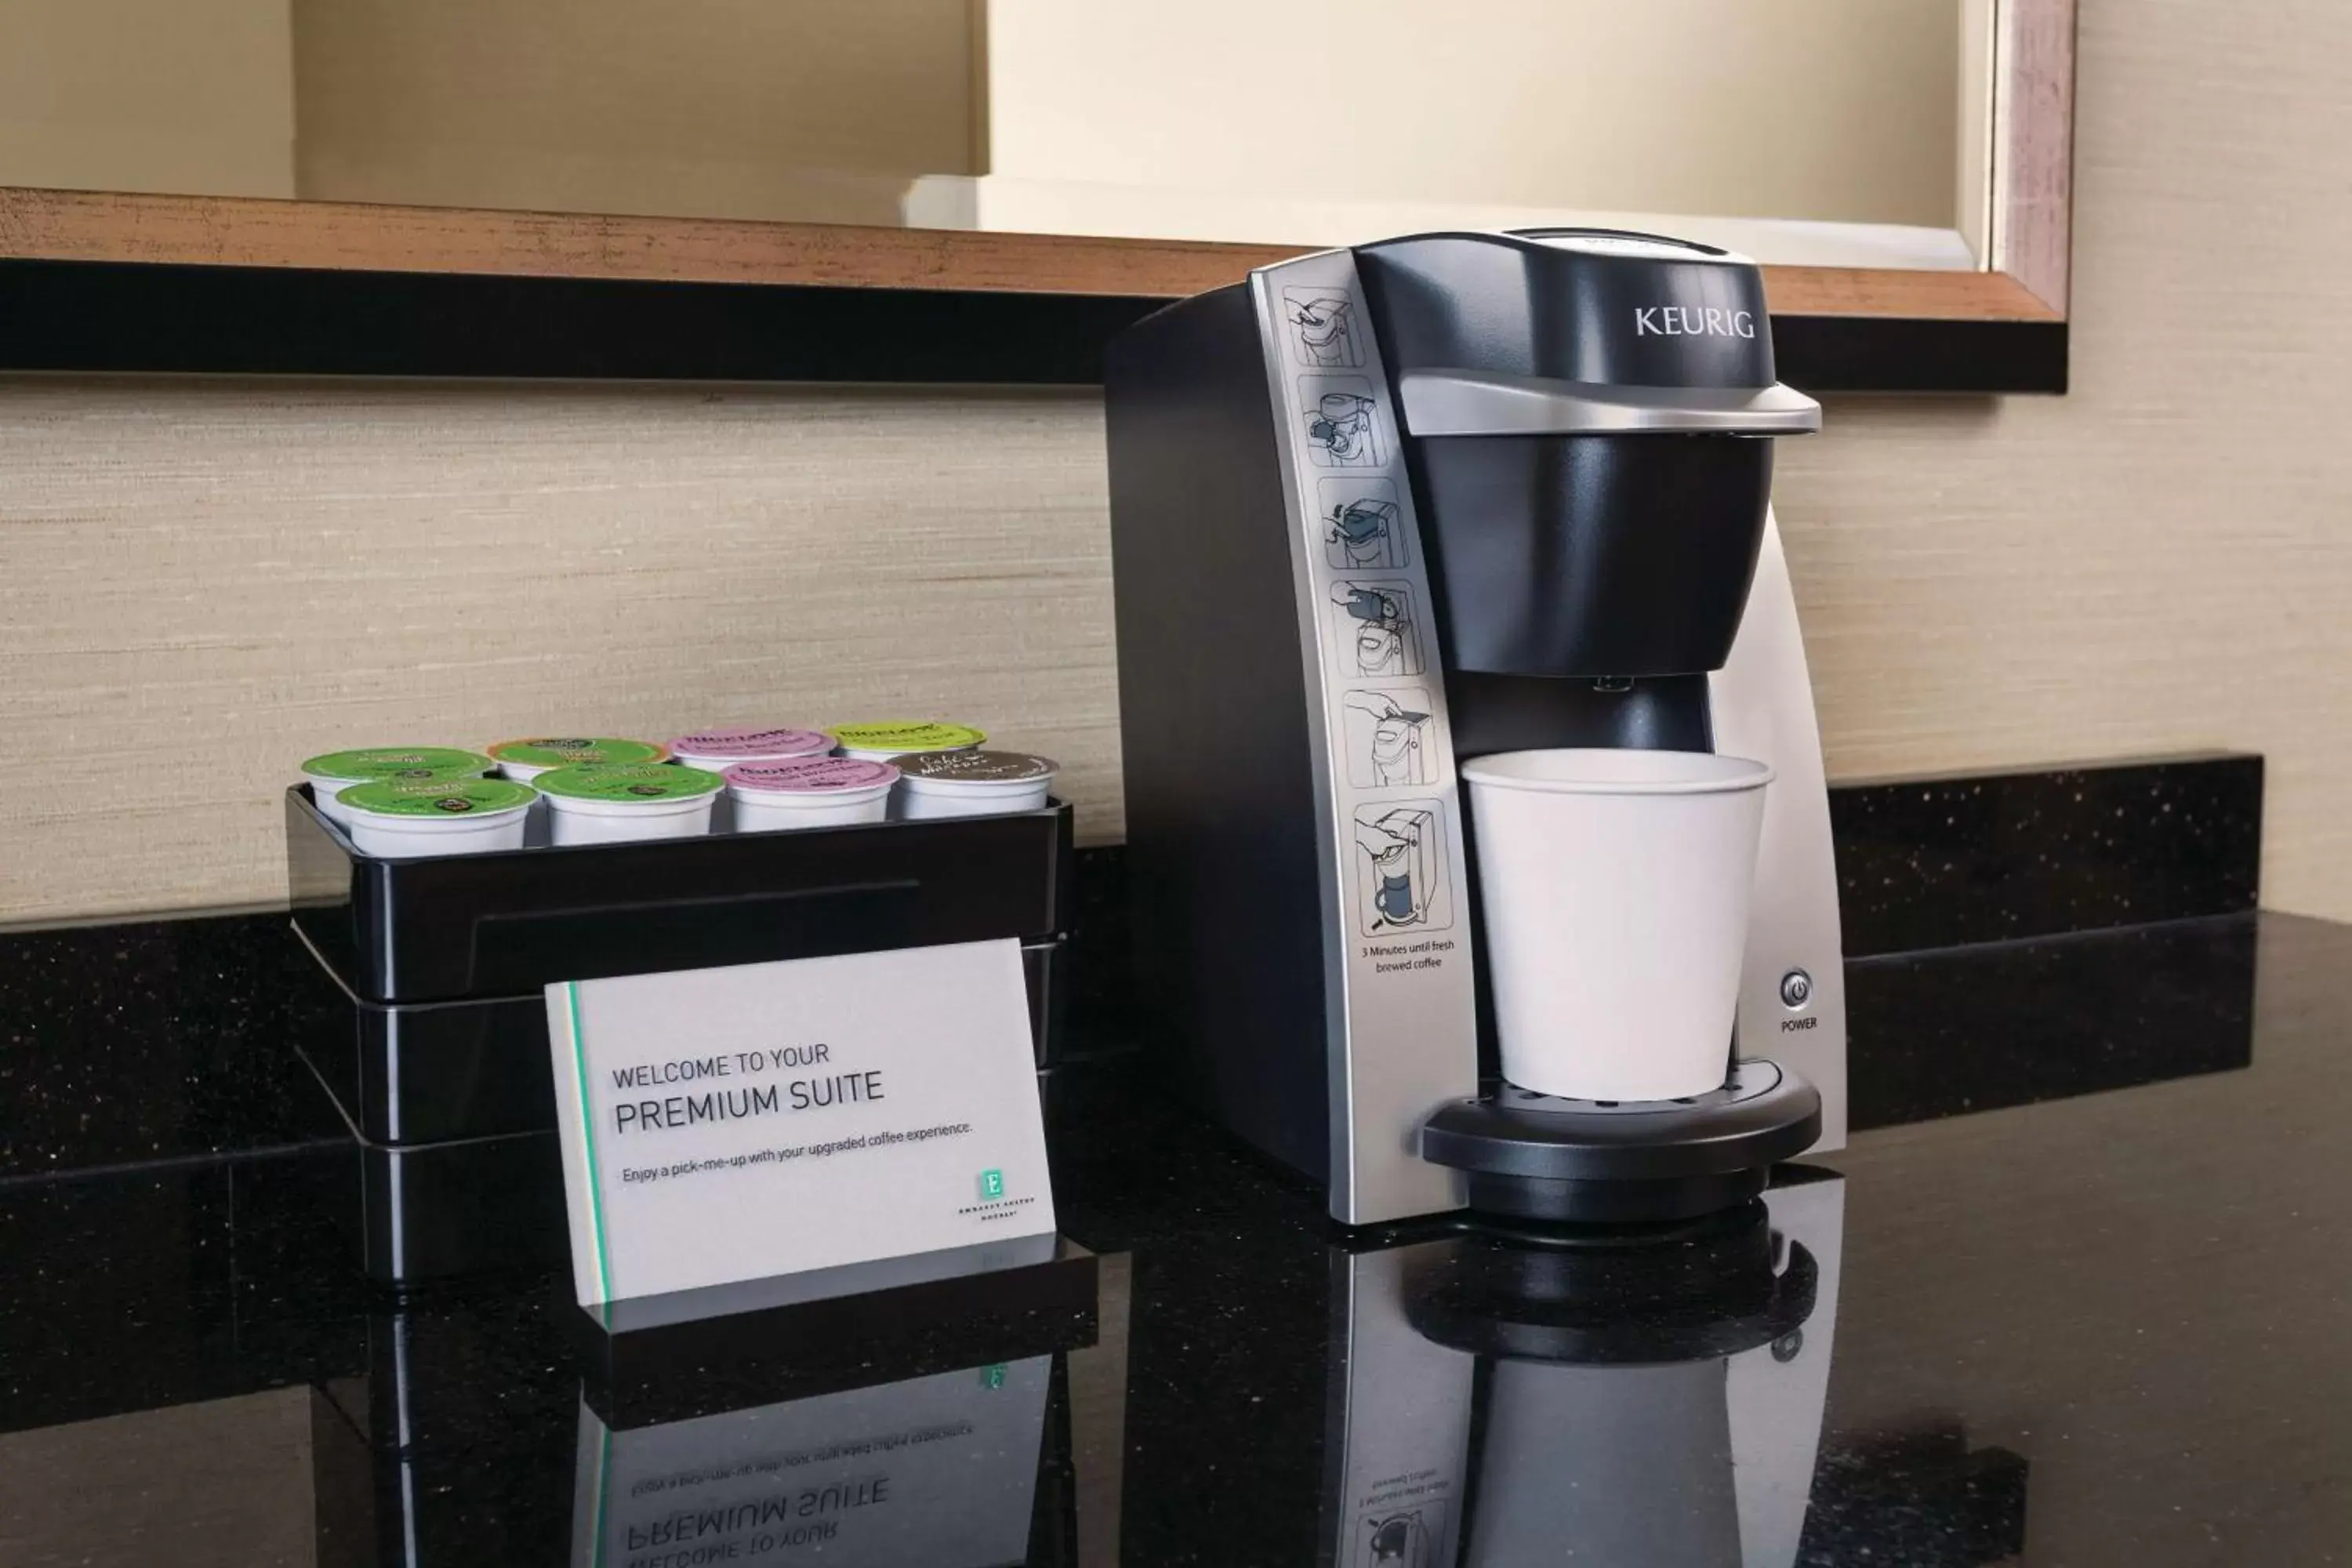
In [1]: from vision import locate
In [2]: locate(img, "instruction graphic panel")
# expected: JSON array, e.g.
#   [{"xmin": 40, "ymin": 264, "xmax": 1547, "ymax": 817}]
[
  {"xmin": 1330, "ymin": 581, "xmax": 1424, "ymax": 677},
  {"xmin": 1301, "ymin": 376, "xmax": 1387, "ymax": 468},
  {"xmin": 1259, "ymin": 251, "xmax": 1480, "ymax": 1216},
  {"xmin": 1356, "ymin": 1501, "xmax": 1447, "ymax": 1567},
  {"xmin": 1320, "ymin": 478, "xmax": 1410, "ymax": 569},
  {"xmin": 1352, "ymin": 801, "xmax": 1453, "ymax": 936},
  {"xmin": 1285, "ymin": 287, "xmax": 1364, "ymax": 367},
  {"xmin": 1342, "ymin": 687, "xmax": 1436, "ymax": 788}
]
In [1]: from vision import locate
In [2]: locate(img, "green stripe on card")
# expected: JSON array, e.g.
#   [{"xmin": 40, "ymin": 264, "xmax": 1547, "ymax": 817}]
[{"xmin": 566, "ymin": 982, "xmax": 613, "ymax": 1303}]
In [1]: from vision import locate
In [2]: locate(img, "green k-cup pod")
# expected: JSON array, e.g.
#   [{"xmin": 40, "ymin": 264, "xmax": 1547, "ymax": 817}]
[
  {"xmin": 829, "ymin": 720, "xmax": 986, "ymax": 758},
  {"xmin": 487, "ymin": 737, "xmax": 670, "ymax": 771},
  {"xmin": 533, "ymin": 763, "xmax": 724, "ymax": 803},
  {"xmin": 303, "ymin": 746, "xmax": 493, "ymax": 784},
  {"xmin": 338, "ymin": 777, "xmax": 537, "ymax": 818}
]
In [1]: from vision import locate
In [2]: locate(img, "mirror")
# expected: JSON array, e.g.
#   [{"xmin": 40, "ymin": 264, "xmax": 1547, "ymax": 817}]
[{"xmin": 0, "ymin": 1, "xmax": 2067, "ymax": 302}]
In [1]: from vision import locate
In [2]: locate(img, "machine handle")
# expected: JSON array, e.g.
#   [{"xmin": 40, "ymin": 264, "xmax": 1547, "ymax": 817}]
[{"xmin": 1397, "ymin": 368, "xmax": 1822, "ymax": 437}]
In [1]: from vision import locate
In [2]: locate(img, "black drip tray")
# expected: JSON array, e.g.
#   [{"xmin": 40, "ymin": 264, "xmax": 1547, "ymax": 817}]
[{"xmin": 1421, "ymin": 1060, "xmax": 1824, "ymax": 1224}]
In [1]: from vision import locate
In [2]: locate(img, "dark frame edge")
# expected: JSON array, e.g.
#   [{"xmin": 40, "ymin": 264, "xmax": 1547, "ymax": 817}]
[{"xmin": 0, "ymin": 259, "xmax": 2067, "ymax": 394}]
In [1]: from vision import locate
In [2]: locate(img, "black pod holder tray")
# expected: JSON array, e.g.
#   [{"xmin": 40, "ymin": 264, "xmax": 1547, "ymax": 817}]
[
  {"xmin": 1420, "ymin": 1059, "xmax": 1824, "ymax": 1224},
  {"xmin": 283, "ymin": 785, "xmax": 1078, "ymax": 1286}
]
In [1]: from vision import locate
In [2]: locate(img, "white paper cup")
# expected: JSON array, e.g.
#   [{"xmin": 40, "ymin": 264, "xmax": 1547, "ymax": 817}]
[
  {"xmin": 727, "ymin": 757, "xmax": 899, "ymax": 831},
  {"xmin": 1461, "ymin": 749, "xmax": 1773, "ymax": 1102},
  {"xmin": 828, "ymin": 721, "xmax": 985, "ymax": 764},
  {"xmin": 895, "ymin": 750, "xmax": 1058, "ymax": 820},
  {"xmin": 337, "ymin": 777, "xmax": 536, "ymax": 859},
  {"xmin": 535, "ymin": 763, "xmax": 722, "ymax": 845}
]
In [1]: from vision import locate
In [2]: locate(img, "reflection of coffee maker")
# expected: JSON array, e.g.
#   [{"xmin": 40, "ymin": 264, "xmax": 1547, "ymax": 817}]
[
  {"xmin": 1323, "ymin": 1172, "xmax": 1845, "ymax": 1567},
  {"xmin": 1106, "ymin": 229, "xmax": 1844, "ymax": 1225}
]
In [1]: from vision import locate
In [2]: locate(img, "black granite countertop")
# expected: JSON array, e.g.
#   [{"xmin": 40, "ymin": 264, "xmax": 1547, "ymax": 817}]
[{"xmin": 1, "ymin": 906, "xmax": 2343, "ymax": 1565}]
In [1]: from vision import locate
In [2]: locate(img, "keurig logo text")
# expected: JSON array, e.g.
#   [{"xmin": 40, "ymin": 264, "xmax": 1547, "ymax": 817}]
[{"xmin": 1634, "ymin": 306, "xmax": 1757, "ymax": 339}]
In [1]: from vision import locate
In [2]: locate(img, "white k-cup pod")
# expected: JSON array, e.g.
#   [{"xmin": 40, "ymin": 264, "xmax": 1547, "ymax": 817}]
[
  {"xmin": 336, "ymin": 776, "xmax": 537, "ymax": 859},
  {"xmin": 667, "ymin": 726, "xmax": 834, "ymax": 772},
  {"xmin": 895, "ymin": 750, "xmax": 1058, "ymax": 820},
  {"xmin": 726, "ymin": 757, "xmax": 899, "ymax": 831},
  {"xmin": 1461, "ymin": 749, "xmax": 1773, "ymax": 1103},
  {"xmin": 826, "ymin": 721, "xmax": 985, "ymax": 764},
  {"xmin": 535, "ymin": 763, "xmax": 722, "ymax": 846},
  {"xmin": 301, "ymin": 747, "xmax": 493, "ymax": 827}
]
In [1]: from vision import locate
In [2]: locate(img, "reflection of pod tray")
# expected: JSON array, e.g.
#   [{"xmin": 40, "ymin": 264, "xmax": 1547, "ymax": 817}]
[
  {"xmin": 306, "ymin": 1257, "xmax": 1091, "ymax": 1566},
  {"xmin": 286, "ymin": 786, "xmax": 1076, "ymax": 1004}
]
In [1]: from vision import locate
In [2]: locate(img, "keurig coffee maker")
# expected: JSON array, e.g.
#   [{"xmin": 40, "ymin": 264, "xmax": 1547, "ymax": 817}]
[{"xmin": 1105, "ymin": 229, "xmax": 1844, "ymax": 1225}]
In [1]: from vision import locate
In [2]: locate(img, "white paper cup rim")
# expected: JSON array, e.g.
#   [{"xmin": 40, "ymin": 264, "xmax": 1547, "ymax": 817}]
[{"xmin": 1461, "ymin": 749, "xmax": 1772, "ymax": 797}]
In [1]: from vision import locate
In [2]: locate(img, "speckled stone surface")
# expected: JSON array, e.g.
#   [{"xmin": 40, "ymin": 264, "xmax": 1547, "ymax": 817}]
[
  {"xmin": 1, "ymin": 913, "xmax": 2348, "ymax": 1563},
  {"xmin": 0, "ymin": 913, "xmax": 347, "ymax": 1181},
  {"xmin": 1849, "ymin": 913, "xmax": 2257, "ymax": 1131},
  {"xmin": 1831, "ymin": 753, "xmax": 2262, "ymax": 958}
]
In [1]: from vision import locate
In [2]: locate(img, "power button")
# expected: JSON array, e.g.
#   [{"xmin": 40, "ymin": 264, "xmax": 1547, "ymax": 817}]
[{"xmin": 1779, "ymin": 969, "xmax": 1813, "ymax": 1010}]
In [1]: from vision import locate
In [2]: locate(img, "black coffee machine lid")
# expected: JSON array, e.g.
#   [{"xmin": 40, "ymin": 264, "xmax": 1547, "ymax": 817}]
[{"xmin": 1352, "ymin": 228, "xmax": 1821, "ymax": 437}]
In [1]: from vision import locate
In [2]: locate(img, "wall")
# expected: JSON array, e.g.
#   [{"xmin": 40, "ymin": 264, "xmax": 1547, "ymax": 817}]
[
  {"xmin": 983, "ymin": 0, "xmax": 1960, "ymax": 229},
  {"xmin": 291, "ymin": 0, "xmax": 978, "ymax": 225},
  {"xmin": 0, "ymin": 0, "xmax": 295, "ymax": 198},
  {"xmin": 2, "ymin": 0, "xmax": 2350, "ymax": 926},
  {"xmin": 0, "ymin": 385, "xmax": 1112, "ymax": 922}
]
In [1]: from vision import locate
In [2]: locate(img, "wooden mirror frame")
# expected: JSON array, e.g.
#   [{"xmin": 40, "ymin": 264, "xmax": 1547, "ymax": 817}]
[{"xmin": 0, "ymin": 0, "xmax": 2072, "ymax": 393}]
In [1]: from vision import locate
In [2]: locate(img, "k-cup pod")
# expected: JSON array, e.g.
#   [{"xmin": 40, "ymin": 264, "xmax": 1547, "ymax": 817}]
[
  {"xmin": 1461, "ymin": 749, "xmax": 1773, "ymax": 1103},
  {"xmin": 828, "ymin": 721, "xmax": 985, "ymax": 763},
  {"xmin": 302, "ymin": 747, "xmax": 493, "ymax": 827},
  {"xmin": 485, "ymin": 736, "xmax": 669, "ymax": 785},
  {"xmin": 336, "ymin": 776, "xmax": 537, "ymax": 859},
  {"xmin": 895, "ymin": 750, "xmax": 1058, "ymax": 820},
  {"xmin": 667, "ymin": 726, "xmax": 834, "ymax": 772},
  {"xmin": 725, "ymin": 757, "xmax": 899, "ymax": 831},
  {"xmin": 535, "ymin": 763, "xmax": 722, "ymax": 845}
]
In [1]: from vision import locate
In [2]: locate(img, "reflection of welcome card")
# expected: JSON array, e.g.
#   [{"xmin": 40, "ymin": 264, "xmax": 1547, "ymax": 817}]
[
  {"xmin": 570, "ymin": 1356, "xmax": 1050, "ymax": 1568},
  {"xmin": 547, "ymin": 938, "xmax": 1054, "ymax": 1306}
]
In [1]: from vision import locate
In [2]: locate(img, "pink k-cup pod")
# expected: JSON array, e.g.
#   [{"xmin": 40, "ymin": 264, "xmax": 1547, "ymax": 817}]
[
  {"xmin": 725, "ymin": 757, "xmax": 899, "ymax": 832},
  {"xmin": 667, "ymin": 726, "xmax": 835, "ymax": 772},
  {"xmin": 894, "ymin": 750, "xmax": 1058, "ymax": 820}
]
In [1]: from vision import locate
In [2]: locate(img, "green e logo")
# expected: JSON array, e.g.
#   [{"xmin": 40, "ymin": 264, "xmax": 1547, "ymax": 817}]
[{"xmin": 979, "ymin": 1168, "xmax": 1005, "ymax": 1200}]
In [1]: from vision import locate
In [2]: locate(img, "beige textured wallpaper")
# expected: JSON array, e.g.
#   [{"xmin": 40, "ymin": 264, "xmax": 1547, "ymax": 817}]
[{"xmin": 2, "ymin": 0, "xmax": 2349, "ymax": 926}]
